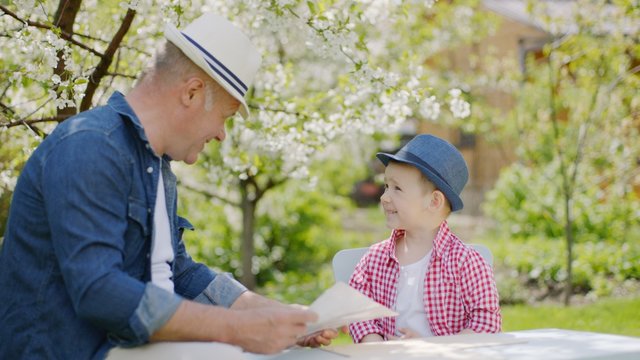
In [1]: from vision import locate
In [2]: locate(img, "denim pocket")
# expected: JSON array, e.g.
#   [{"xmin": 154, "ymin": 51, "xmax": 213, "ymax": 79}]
[
  {"xmin": 176, "ymin": 216, "xmax": 194, "ymax": 239},
  {"xmin": 127, "ymin": 197, "xmax": 150, "ymax": 237}
]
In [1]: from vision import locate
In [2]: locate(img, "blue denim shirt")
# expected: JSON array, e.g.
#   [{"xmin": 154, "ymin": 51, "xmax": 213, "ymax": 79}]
[{"xmin": 0, "ymin": 92, "xmax": 247, "ymax": 359}]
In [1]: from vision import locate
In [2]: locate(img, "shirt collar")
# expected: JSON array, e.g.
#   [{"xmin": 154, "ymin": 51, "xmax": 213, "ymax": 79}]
[
  {"xmin": 432, "ymin": 220, "xmax": 451, "ymax": 257},
  {"xmin": 107, "ymin": 91, "xmax": 149, "ymax": 143},
  {"xmin": 387, "ymin": 220, "xmax": 451, "ymax": 260},
  {"xmin": 107, "ymin": 91, "xmax": 172, "ymax": 162}
]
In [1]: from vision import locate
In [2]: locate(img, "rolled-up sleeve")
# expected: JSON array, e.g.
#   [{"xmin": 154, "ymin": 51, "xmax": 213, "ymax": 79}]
[
  {"xmin": 192, "ymin": 273, "xmax": 247, "ymax": 307},
  {"xmin": 348, "ymin": 255, "xmax": 384, "ymax": 343},
  {"xmin": 118, "ymin": 284, "xmax": 183, "ymax": 346},
  {"xmin": 460, "ymin": 250, "xmax": 502, "ymax": 333}
]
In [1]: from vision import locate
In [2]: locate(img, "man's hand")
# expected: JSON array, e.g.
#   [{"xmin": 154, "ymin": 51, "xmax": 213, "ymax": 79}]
[
  {"xmin": 230, "ymin": 292, "xmax": 343, "ymax": 350},
  {"xmin": 296, "ymin": 328, "xmax": 339, "ymax": 348},
  {"xmin": 229, "ymin": 305, "xmax": 318, "ymax": 354}
]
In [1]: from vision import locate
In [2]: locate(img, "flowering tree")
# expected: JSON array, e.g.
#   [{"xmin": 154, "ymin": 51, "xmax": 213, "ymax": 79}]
[{"xmin": 0, "ymin": 0, "xmax": 479, "ymax": 288}]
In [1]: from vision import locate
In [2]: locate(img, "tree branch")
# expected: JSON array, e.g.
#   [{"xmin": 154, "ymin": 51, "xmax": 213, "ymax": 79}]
[
  {"xmin": 0, "ymin": 4, "xmax": 104, "ymax": 57},
  {"xmin": 0, "ymin": 101, "xmax": 15, "ymax": 116},
  {"xmin": 570, "ymin": 63, "xmax": 640, "ymax": 188},
  {"xmin": 0, "ymin": 113, "xmax": 48, "ymax": 137},
  {"xmin": 1, "ymin": 115, "xmax": 69, "ymax": 129},
  {"xmin": 179, "ymin": 180, "xmax": 240, "ymax": 207},
  {"xmin": 106, "ymin": 72, "xmax": 138, "ymax": 80},
  {"xmin": 80, "ymin": 9, "xmax": 136, "ymax": 111},
  {"xmin": 248, "ymin": 104, "xmax": 301, "ymax": 116},
  {"xmin": 255, "ymin": 177, "xmax": 287, "ymax": 201}
]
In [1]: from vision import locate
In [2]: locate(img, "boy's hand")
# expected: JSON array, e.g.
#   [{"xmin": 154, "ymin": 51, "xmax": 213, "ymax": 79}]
[
  {"xmin": 388, "ymin": 327, "xmax": 421, "ymax": 340},
  {"xmin": 361, "ymin": 333, "xmax": 384, "ymax": 342},
  {"xmin": 297, "ymin": 328, "xmax": 339, "ymax": 347}
]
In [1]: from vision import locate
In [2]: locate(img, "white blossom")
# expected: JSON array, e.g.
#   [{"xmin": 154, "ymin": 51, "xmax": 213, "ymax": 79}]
[
  {"xmin": 448, "ymin": 88, "xmax": 471, "ymax": 119},
  {"xmin": 1, "ymin": 0, "xmax": 477, "ymax": 193},
  {"xmin": 419, "ymin": 96, "xmax": 441, "ymax": 121}
]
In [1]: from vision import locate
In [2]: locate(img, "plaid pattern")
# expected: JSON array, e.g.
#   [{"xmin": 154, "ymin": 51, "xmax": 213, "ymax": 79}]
[{"xmin": 348, "ymin": 221, "xmax": 501, "ymax": 343}]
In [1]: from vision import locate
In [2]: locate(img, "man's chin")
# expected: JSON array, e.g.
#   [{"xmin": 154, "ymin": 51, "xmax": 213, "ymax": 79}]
[{"xmin": 184, "ymin": 154, "xmax": 199, "ymax": 165}]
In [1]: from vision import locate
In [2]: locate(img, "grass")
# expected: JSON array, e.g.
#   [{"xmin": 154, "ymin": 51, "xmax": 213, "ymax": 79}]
[
  {"xmin": 502, "ymin": 296, "xmax": 640, "ymax": 337},
  {"xmin": 329, "ymin": 296, "xmax": 640, "ymax": 345}
]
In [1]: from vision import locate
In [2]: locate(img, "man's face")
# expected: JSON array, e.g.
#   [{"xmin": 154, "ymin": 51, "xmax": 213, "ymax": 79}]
[{"xmin": 174, "ymin": 86, "xmax": 240, "ymax": 165}]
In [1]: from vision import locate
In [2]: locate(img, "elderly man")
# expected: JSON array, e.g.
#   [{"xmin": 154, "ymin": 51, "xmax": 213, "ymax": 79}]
[{"xmin": 0, "ymin": 13, "xmax": 336, "ymax": 359}]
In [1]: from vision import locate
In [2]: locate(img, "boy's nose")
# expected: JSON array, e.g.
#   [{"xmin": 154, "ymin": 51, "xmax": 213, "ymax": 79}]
[{"xmin": 380, "ymin": 189, "xmax": 389, "ymax": 203}]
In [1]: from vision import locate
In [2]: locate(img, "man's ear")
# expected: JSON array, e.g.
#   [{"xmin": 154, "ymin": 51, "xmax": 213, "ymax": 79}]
[{"xmin": 180, "ymin": 77, "xmax": 206, "ymax": 107}]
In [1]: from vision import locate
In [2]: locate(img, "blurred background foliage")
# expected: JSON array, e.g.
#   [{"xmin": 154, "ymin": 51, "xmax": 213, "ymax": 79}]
[{"xmin": 177, "ymin": 148, "xmax": 382, "ymax": 304}]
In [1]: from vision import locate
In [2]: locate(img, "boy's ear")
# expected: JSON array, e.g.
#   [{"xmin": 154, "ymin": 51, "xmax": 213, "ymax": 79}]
[{"xmin": 425, "ymin": 190, "xmax": 446, "ymax": 210}]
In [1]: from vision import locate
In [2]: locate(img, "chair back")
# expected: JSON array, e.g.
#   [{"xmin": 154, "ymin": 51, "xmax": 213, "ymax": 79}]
[{"xmin": 332, "ymin": 244, "xmax": 493, "ymax": 284}]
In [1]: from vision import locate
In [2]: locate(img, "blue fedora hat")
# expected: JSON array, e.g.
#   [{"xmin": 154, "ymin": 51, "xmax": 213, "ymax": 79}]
[{"xmin": 376, "ymin": 134, "xmax": 469, "ymax": 211}]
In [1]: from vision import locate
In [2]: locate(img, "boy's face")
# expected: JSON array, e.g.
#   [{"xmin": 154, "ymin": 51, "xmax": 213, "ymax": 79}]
[{"xmin": 380, "ymin": 162, "xmax": 435, "ymax": 230}]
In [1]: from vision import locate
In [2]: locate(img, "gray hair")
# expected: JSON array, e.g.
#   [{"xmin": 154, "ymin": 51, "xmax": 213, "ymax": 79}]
[{"xmin": 141, "ymin": 41, "xmax": 223, "ymax": 111}]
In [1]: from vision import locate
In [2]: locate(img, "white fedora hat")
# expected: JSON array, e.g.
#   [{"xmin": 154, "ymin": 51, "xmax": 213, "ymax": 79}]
[{"xmin": 164, "ymin": 13, "xmax": 262, "ymax": 119}]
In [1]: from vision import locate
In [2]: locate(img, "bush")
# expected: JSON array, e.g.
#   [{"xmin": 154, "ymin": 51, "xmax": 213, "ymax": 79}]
[
  {"xmin": 491, "ymin": 235, "xmax": 640, "ymax": 300},
  {"xmin": 484, "ymin": 163, "xmax": 640, "ymax": 243},
  {"xmin": 179, "ymin": 176, "xmax": 359, "ymax": 293}
]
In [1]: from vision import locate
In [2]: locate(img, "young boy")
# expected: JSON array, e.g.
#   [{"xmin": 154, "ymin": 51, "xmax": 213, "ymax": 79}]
[{"xmin": 349, "ymin": 134, "xmax": 501, "ymax": 343}]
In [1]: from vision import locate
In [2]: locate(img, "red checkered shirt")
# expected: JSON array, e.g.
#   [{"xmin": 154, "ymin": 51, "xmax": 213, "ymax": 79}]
[{"xmin": 348, "ymin": 220, "xmax": 501, "ymax": 342}]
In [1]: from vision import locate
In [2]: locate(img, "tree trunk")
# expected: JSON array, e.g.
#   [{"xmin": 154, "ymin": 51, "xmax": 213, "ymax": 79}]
[
  {"xmin": 239, "ymin": 180, "xmax": 257, "ymax": 290},
  {"xmin": 563, "ymin": 193, "xmax": 574, "ymax": 306},
  {"xmin": 53, "ymin": 0, "xmax": 82, "ymax": 118}
]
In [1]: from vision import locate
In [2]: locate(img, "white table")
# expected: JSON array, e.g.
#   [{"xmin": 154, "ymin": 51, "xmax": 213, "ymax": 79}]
[
  {"xmin": 250, "ymin": 329, "xmax": 640, "ymax": 360},
  {"xmin": 108, "ymin": 329, "xmax": 640, "ymax": 360}
]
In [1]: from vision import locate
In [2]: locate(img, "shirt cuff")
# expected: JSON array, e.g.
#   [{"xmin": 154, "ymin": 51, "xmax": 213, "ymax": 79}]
[
  {"xmin": 349, "ymin": 321, "xmax": 383, "ymax": 343},
  {"xmin": 192, "ymin": 272, "xmax": 247, "ymax": 308},
  {"xmin": 110, "ymin": 283, "xmax": 183, "ymax": 347}
]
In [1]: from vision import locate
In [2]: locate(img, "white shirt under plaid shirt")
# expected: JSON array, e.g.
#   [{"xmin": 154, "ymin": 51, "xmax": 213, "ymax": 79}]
[{"xmin": 348, "ymin": 220, "xmax": 502, "ymax": 342}]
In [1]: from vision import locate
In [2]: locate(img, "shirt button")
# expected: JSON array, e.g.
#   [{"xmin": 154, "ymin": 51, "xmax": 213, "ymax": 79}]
[
  {"xmin": 147, "ymin": 166, "xmax": 153, "ymax": 173},
  {"xmin": 147, "ymin": 208, "xmax": 151, "ymax": 213},
  {"xmin": 145, "ymin": 143, "xmax": 150, "ymax": 149},
  {"xmin": 146, "ymin": 253, "xmax": 150, "ymax": 259}
]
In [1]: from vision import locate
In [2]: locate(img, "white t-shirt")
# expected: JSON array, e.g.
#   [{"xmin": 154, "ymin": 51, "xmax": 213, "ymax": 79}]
[
  {"xmin": 151, "ymin": 165, "xmax": 174, "ymax": 293},
  {"xmin": 394, "ymin": 250, "xmax": 433, "ymax": 338}
]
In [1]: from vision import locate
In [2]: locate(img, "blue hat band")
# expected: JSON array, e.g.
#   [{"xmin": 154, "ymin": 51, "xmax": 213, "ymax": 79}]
[{"xmin": 181, "ymin": 31, "xmax": 248, "ymax": 97}]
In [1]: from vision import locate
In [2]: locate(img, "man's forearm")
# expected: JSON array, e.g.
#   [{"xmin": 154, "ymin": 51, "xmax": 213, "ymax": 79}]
[
  {"xmin": 148, "ymin": 292, "xmax": 286, "ymax": 342},
  {"xmin": 230, "ymin": 290, "xmax": 284, "ymax": 310},
  {"xmin": 150, "ymin": 300, "xmax": 235, "ymax": 343}
]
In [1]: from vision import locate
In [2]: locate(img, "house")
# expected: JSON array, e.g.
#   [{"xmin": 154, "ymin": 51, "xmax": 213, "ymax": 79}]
[{"xmin": 416, "ymin": 0, "xmax": 567, "ymax": 215}]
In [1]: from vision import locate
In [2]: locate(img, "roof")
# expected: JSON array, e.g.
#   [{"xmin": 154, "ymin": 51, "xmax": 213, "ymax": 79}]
[{"xmin": 482, "ymin": 0, "xmax": 639, "ymax": 36}]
